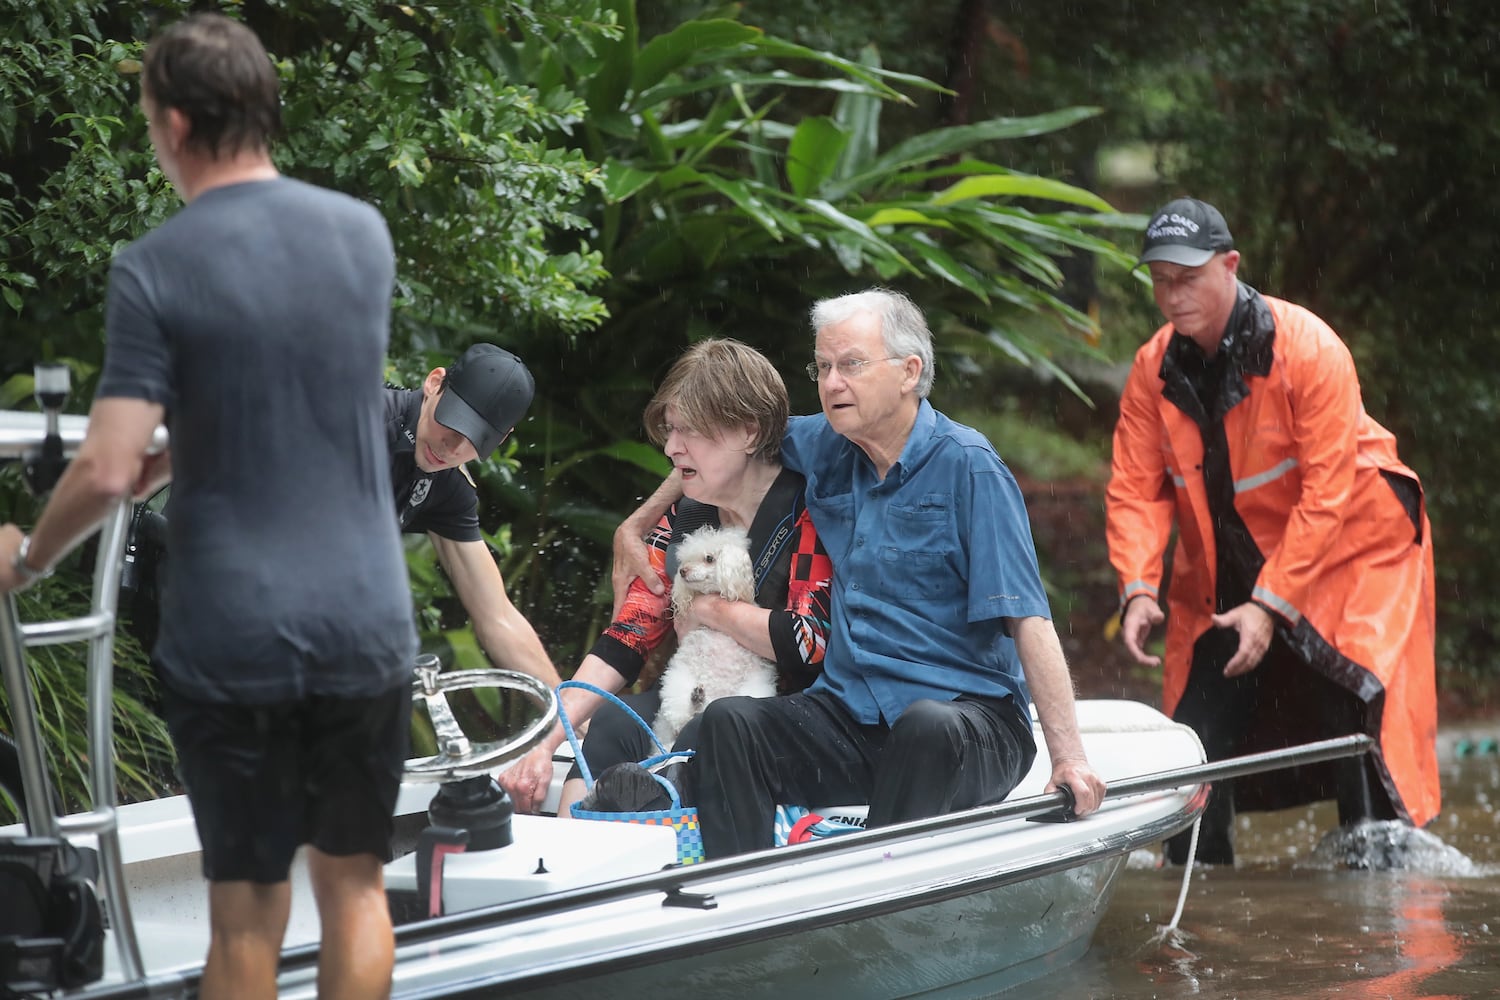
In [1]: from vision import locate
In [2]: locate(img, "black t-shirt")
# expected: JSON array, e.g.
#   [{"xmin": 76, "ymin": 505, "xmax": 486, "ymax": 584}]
[
  {"xmin": 384, "ymin": 388, "xmax": 483, "ymax": 542},
  {"xmin": 119, "ymin": 386, "xmax": 485, "ymax": 652}
]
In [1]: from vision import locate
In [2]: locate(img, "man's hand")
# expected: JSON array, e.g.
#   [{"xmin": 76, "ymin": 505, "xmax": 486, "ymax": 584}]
[
  {"xmin": 611, "ymin": 516, "xmax": 662, "ymax": 617},
  {"xmin": 1047, "ymin": 756, "xmax": 1107, "ymax": 817},
  {"xmin": 1213, "ymin": 601, "xmax": 1274, "ymax": 677},
  {"xmin": 0, "ymin": 524, "xmax": 25, "ymax": 594},
  {"xmin": 1120, "ymin": 595, "xmax": 1165, "ymax": 666},
  {"xmin": 132, "ymin": 449, "xmax": 172, "ymax": 500},
  {"xmin": 1011, "ymin": 616, "xmax": 1108, "ymax": 818},
  {"xmin": 499, "ymin": 741, "xmax": 557, "ymax": 815},
  {"xmin": 610, "ymin": 472, "xmax": 683, "ymax": 618}
]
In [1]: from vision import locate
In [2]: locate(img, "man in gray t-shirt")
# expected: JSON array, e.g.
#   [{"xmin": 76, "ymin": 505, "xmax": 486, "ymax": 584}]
[
  {"xmin": 103, "ymin": 177, "xmax": 415, "ymax": 706},
  {"xmin": 0, "ymin": 14, "xmax": 414, "ymax": 999}
]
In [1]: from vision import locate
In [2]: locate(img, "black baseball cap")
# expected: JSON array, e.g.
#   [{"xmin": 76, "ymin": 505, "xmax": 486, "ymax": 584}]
[
  {"xmin": 1139, "ymin": 198, "xmax": 1235, "ymax": 267},
  {"xmin": 435, "ymin": 344, "xmax": 535, "ymax": 456}
]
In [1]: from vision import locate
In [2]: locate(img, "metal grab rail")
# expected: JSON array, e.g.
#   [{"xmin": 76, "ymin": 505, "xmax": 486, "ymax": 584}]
[
  {"xmin": 21, "ymin": 613, "xmax": 119, "ymax": 646},
  {"xmin": 1, "ymin": 407, "xmax": 158, "ymax": 983}
]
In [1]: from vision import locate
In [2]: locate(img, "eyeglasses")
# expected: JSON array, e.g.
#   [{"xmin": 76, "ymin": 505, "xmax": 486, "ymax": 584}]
[
  {"xmin": 805, "ymin": 357, "xmax": 903, "ymax": 382},
  {"xmin": 654, "ymin": 422, "xmax": 703, "ymax": 440}
]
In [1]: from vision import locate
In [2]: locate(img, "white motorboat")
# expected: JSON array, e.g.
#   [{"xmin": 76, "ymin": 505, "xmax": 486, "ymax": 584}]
[{"xmin": 0, "ymin": 399, "xmax": 1368, "ymax": 999}]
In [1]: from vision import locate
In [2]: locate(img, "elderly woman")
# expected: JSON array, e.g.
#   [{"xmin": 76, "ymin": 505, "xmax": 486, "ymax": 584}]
[{"xmin": 502, "ymin": 339, "xmax": 833, "ymax": 816}]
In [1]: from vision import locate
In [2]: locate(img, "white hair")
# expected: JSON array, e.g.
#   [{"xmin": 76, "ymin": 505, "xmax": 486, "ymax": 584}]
[{"xmin": 809, "ymin": 288, "xmax": 934, "ymax": 397}]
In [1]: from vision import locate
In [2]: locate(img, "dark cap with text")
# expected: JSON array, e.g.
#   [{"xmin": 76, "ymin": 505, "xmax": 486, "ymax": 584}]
[
  {"xmin": 435, "ymin": 344, "xmax": 535, "ymax": 456},
  {"xmin": 1138, "ymin": 198, "xmax": 1235, "ymax": 267}
]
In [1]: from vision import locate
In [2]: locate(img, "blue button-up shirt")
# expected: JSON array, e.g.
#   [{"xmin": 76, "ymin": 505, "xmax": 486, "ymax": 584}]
[{"xmin": 781, "ymin": 402, "xmax": 1050, "ymax": 726}]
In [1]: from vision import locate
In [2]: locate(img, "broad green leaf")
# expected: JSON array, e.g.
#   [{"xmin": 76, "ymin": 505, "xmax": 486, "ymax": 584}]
[
  {"xmin": 972, "ymin": 206, "xmax": 1122, "ymax": 258},
  {"xmin": 590, "ymin": 108, "xmax": 638, "ymax": 138},
  {"xmin": 0, "ymin": 372, "xmax": 32, "ymax": 407},
  {"xmin": 800, "ymin": 199, "xmax": 914, "ymax": 272},
  {"xmin": 679, "ymin": 96, "xmax": 772, "ymax": 170},
  {"xmin": 931, "ymin": 174, "xmax": 1113, "ymax": 213},
  {"xmin": 600, "ymin": 160, "xmax": 656, "ymax": 203},
  {"xmin": 584, "ymin": 0, "xmax": 637, "ymax": 116},
  {"xmin": 442, "ymin": 627, "xmax": 488, "ymax": 673},
  {"xmin": 749, "ymin": 36, "xmax": 939, "ymax": 101},
  {"xmin": 989, "ymin": 325, "xmax": 1097, "ymax": 401},
  {"xmin": 889, "ymin": 159, "xmax": 1014, "ymax": 188},
  {"xmin": 863, "ymin": 207, "xmax": 954, "ymax": 230},
  {"xmin": 597, "ymin": 439, "xmax": 672, "ymax": 476},
  {"xmin": 638, "ymin": 107, "xmax": 670, "ymax": 163},
  {"xmin": 785, "ymin": 117, "xmax": 847, "ymax": 197},
  {"xmin": 959, "ymin": 214, "xmax": 1069, "ymax": 286},
  {"xmin": 636, "ymin": 71, "xmax": 899, "ymax": 111},
  {"xmin": 655, "ymin": 163, "xmax": 697, "ymax": 192},
  {"xmin": 631, "ymin": 20, "xmax": 761, "ymax": 96},
  {"xmin": 828, "ymin": 231, "xmax": 864, "ymax": 272},
  {"xmin": 833, "ymin": 45, "xmax": 883, "ymax": 180},
  {"xmin": 697, "ymin": 173, "xmax": 783, "ymax": 240},
  {"xmin": 543, "ymin": 442, "xmax": 641, "ymax": 486},
  {"xmin": 827, "ymin": 108, "xmax": 1102, "ymax": 200},
  {"xmin": 907, "ymin": 239, "xmax": 990, "ymax": 302},
  {"xmin": 746, "ymin": 125, "xmax": 780, "ymax": 189},
  {"xmin": 672, "ymin": 215, "xmax": 734, "ymax": 269},
  {"xmin": 534, "ymin": 46, "xmax": 567, "ymax": 95}
]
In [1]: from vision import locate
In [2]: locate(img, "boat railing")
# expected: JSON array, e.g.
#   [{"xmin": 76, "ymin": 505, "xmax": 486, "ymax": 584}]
[
  {"xmin": 1, "ymin": 371, "xmax": 168, "ymax": 984},
  {"xmin": 349, "ymin": 730, "xmax": 1371, "ymax": 961}
]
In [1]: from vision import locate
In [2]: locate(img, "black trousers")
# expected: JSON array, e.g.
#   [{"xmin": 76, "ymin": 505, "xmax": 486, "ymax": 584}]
[
  {"xmin": 693, "ymin": 689, "xmax": 1035, "ymax": 859},
  {"xmin": 1166, "ymin": 627, "xmax": 1381, "ymax": 865}
]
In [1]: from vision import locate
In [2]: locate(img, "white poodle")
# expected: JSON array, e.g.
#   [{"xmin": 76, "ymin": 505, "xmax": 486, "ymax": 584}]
[{"xmin": 653, "ymin": 525, "xmax": 778, "ymax": 745}]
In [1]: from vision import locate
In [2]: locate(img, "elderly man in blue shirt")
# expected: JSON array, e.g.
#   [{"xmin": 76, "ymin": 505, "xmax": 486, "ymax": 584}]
[{"xmin": 614, "ymin": 288, "xmax": 1106, "ymax": 857}]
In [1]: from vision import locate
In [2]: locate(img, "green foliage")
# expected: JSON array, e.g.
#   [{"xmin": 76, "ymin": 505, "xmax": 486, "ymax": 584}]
[
  {"xmin": 259, "ymin": 1, "xmax": 614, "ymax": 345},
  {"xmin": 546, "ymin": 7, "xmax": 1130, "ymax": 359},
  {"xmin": 0, "ymin": 1, "xmax": 186, "ymax": 383},
  {"xmin": 1, "ymin": 1, "xmax": 616, "ymax": 378},
  {"xmin": 955, "ymin": 404, "xmax": 1108, "ymax": 485},
  {"xmin": 510, "ymin": 7, "xmax": 1133, "ymax": 425}
]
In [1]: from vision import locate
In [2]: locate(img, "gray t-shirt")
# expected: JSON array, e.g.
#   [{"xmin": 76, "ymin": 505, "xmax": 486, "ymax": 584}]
[{"xmin": 97, "ymin": 177, "xmax": 417, "ymax": 704}]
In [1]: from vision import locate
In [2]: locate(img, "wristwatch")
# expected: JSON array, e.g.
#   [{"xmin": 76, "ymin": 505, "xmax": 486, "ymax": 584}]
[{"xmin": 12, "ymin": 534, "xmax": 53, "ymax": 588}]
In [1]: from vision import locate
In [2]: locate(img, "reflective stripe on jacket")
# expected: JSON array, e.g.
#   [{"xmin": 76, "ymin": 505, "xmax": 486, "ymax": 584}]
[{"xmin": 1106, "ymin": 287, "xmax": 1439, "ymax": 826}]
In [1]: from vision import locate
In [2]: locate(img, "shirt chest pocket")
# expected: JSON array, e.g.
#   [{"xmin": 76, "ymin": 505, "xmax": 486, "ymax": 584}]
[
  {"xmin": 878, "ymin": 493, "xmax": 961, "ymax": 602},
  {"xmin": 809, "ymin": 491, "xmax": 855, "ymax": 531}
]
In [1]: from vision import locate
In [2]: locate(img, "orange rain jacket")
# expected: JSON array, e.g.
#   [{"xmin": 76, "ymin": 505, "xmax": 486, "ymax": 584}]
[{"xmin": 1106, "ymin": 284, "xmax": 1439, "ymax": 827}]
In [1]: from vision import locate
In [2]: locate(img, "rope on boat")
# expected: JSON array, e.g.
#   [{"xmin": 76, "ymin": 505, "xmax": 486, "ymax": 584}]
[{"xmin": 1148, "ymin": 816, "xmax": 1201, "ymax": 955}]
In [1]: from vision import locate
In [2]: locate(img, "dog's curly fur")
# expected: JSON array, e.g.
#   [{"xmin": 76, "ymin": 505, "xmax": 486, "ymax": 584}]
[{"xmin": 653, "ymin": 525, "xmax": 778, "ymax": 744}]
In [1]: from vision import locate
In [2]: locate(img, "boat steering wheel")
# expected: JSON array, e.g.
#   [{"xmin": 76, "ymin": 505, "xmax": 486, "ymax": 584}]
[{"xmin": 404, "ymin": 655, "xmax": 558, "ymax": 782}]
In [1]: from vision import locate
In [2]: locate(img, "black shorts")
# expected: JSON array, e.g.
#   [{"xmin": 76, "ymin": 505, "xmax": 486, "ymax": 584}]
[{"xmin": 161, "ymin": 681, "xmax": 412, "ymax": 884}]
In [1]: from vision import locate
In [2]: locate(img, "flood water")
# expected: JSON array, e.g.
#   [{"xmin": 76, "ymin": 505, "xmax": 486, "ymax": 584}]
[{"xmin": 1035, "ymin": 725, "xmax": 1500, "ymax": 999}]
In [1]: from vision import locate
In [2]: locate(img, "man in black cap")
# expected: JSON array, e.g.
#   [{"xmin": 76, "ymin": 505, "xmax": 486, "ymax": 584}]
[
  {"xmin": 124, "ymin": 342, "xmax": 565, "ymax": 806},
  {"xmin": 1106, "ymin": 197, "xmax": 1439, "ymax": 866},
  {"xmin": 384, "ymin": 343, "xmax": 566, "ymax": 806}
]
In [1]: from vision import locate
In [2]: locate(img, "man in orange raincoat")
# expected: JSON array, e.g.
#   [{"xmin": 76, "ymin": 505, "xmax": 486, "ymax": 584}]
[{"xmin": 1106, "ymin": 198, "xmax": 1439, "ymax": 865}]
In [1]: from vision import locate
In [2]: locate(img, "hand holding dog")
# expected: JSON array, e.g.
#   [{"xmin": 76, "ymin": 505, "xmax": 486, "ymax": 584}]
[{"xmin": 673, "ymin": 590, "xmax": 724, "ymax": 639}]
